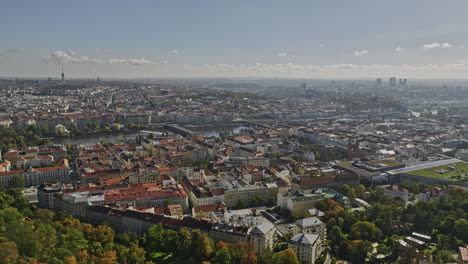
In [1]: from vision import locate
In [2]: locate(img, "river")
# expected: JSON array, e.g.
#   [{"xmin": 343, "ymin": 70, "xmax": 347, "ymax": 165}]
[{"xmin": 50, "ymin": 124, "xmax": 248, "ymax": 145}]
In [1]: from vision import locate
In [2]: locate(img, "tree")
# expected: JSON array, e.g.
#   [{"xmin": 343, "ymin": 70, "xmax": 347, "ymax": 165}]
[
  {"xmin": 272, "ymin": 248, "xmax": 299, "ymax": 264},
  {"xmin": 355, "ymin": 185, "xmax": 366, "ymax": 198},
  {"xmin": 126, "ymin": 242, "xmax": 146, "ymax": 264},
  {"xmin": 97, "ymin": 250, "xmax": 117, "ymax": 264},
  {"xmin": 214, "ymin": 246, "xmax": 231, "ymax": 264},
  {"xmin": 0, "ymin": 192, "xmax": 156, "ymax": 263},
  {"xmin": 75, "ymin": 250, "xmax": 91, "ymax": 264},
  {"xmin": 89, "ymin": 225, "xmax": 115, "ymax": 247},
  {"xmin": 64, "ymin": 256, "xmax": 78, "ymax": 264},
  {"xmin": 350, "ymin": 221, "xmax": 382, "ymax": 242},
  {"xmin": 0, "ymin": 241, "xmax": 19, "ymax": 263},
  {"xmin": 454, "ymin": 218, "xmax": 468, "ymax": 242},
  {"xmin": 434, "ymin": 249, "xmax": 454, "ymax": 264},
  {"xmin": 227, "ymin": 242, "xmax": 257, "ymax": 264},
  {"xmin": 164, "ymin": 229, "xmax": 179, "ymax": 251},
  {"xmin": 348, "ymin": 189, "xmax": 357, "ymax": 201},
  {"xmin": 175, "ymin": 228, "xmax": 192, "ymax": 257},
  {"xmin": 252, "ymin": 195, "xmax": 265, "ymax": 207},
  {"xmin": 314, "ymin": 200, "xmax": 326, "ymax": 212},
  {"xmin": 55, "ymin": 247, "xmax": 74, "ymax": 260},
  {"xmin": 15, "ymin": 136, "xmax": 26, "ymax": 147},
  {"xmin": 191, "ymin": 230, "xmax": 214, "ymax": 261},
  {"xmin": 8, "ymin": 175, "xmax": 25, "ymax": 189},
  {"xmin": 34, "ymin": 208, "xmax": 55, "ymax": 223},
  {"xmin": 347, "ymin": 240, "xmax": 372, "ymax": 263},
  {"xmin": 329, "ymin": 226, "xmax": 345, "ymax": 247},
  {"xmin": 115, "ymin": 232, "xmax": 139, "ymax": 247},
  {"xmin": 2, "ymin": 211, "xmax": 38, "ymax": 258},
  {"xmin": 142, "ymin": 224, "xmax": 166, "ymax": 253},
  {"xmin": 258, "ymin": 247, "xmax": 275, "ymax": 264},
  {"xmin": 61, "ymin": 229, "xmax": 88, "ymax": 254},
  {"xmin": 0, "ymin": 192, "xmax": 15, "ymax": 209}
]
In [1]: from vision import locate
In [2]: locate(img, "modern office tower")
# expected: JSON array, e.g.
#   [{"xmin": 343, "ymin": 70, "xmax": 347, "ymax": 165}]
[
  {"xmin": 300, "ymin": 82, "xmax": 306, "ymax": 94},
  {"xmin": 376, "ymin": 78, "xmax": 382, "ymax": 86}
]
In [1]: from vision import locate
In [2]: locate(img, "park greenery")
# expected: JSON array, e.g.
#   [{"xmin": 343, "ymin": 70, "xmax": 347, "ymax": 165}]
[
  {"xmin": 321, "ymin": 183, "xmax": 468, "ymax": 263},
  {"xmin": 0, "ymin": 181, "xmax": 465, "ymax": 263},
  {"xmin": 0, "ymin": 126, "xmax": 51, "ymax": 153},
  {"xmin": 0, "ymin": 187, "xmax": 301, "ymax": 264}
]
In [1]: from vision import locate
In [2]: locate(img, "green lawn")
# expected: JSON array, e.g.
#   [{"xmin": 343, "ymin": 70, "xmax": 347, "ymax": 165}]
[
  {"xmin": 406, "ymin": 162, "xmax": 468, "ymax": 180},
  {"xmin": 339, "ymin": 159, "xmax": 402, "ymax": 174},
  {"xmin": 367, "ymin": 159, "xmax": 402, "ymax": 167},
  {"xmin": 339, "ymin": 161, "xmax": 353, "ymax": 166}
]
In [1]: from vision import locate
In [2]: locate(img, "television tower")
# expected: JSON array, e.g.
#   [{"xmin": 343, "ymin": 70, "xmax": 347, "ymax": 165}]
[{"xmin": 61, "ymin": 64, "xmax": 65, "ymax": 82}]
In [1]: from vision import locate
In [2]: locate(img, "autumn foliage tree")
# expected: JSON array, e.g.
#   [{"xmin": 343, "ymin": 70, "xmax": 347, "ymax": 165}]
[
  {"xmin": 271, "ymin": 248, "xmax": 300, "ymax": 264},
  {"xmin": 0, "ymin": 188, "xmax": 147, "ymax": 264},
  {"xmin": 214, "ymin": 241, "xmax": 257, "ymax": 264}
]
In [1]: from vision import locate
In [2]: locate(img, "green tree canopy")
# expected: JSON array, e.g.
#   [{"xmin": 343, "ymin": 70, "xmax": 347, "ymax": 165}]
[
  {"xmin": 350, "ymin": 221, "xmax": 382, "ymax": 242},
  {"xmin": 8, "ymin": 175, "xmax": 25, "ymax": 189}
]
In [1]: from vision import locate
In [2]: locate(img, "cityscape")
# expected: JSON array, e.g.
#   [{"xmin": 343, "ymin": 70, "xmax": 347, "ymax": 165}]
[{"xmin": 0, "ymin": 1, "xmax": 468, "ymax": 264}]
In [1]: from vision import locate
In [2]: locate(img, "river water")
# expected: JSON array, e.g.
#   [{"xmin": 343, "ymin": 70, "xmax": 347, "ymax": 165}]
[{"xmin": 50, "ymin": 124, "xmax": 248, "ymax": 145}]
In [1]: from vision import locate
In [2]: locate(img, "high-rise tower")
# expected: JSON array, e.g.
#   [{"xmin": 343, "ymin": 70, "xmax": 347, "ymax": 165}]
[
  {"xmin": 61, "ymin": 64, "xmax": 65, "ymax": 82},
  {"xmin": 376, "ymin": 78, "xmax": 382, "ymax": 86}
]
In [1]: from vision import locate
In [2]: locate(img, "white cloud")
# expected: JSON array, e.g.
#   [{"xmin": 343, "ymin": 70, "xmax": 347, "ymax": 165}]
[
  {"xmin": 423, "ymin": 42, "xmax": 453, "ymax": 49},
  {"xmin": 395, "ymin": 46, "xmax": 405, "ymax": 52},
  {"xmin": 108, "ymin": 58, "xmax": 154, "ymax": 65},
  {"xmin": 277, "ymin": 52, "xmax": 288, "ymax": 57},
  {"xmin": 185, "ymin": 62, "xmax": 468, "ymax": 78},
  {"xmin": 38, "ymin": 50, "xmax": 468, "ymax": 78},
  {"xmin": 169, "ymin": 49, "xmax": 179, "ymax": 54},
  {"xmin": 42, "ymin": 51, "xmax": 99, "ymax": 64},
  {"xmin": 43, "ymin": 51, "xmax": 155, "ymax": 65},
  {"xmin": 354, "ymin": 50, "xmax": 369, "ymax": 56},
  {"xmin": 441, "ymin": 42, "xmax": 453, "ymax": 48}
]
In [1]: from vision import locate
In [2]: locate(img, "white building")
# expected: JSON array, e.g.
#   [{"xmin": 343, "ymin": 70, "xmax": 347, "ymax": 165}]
[
  {"xmin": 295, "ymin": 217, "xmax": 326, "ymax": 242},
  {"xmin": 249, "ymin": 222, "xmax": 276, "ymax": 254},
  {"xmin": 17, "ymin": 155, "xmax": 54, "ymax": 169},
  {"xmin": 288, "ymin": 233, "xmax": 323, "ymax": 264}
]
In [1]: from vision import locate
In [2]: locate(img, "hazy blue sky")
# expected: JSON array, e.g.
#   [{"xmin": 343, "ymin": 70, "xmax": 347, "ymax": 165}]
[{"xmin": 1, "ymin": 0, "xmax": 468, "ymax": 78}]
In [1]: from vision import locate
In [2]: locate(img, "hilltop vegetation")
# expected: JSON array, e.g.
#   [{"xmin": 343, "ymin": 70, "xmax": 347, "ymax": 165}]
[{"xmin": 0, "ymin": 188, "xmax": 301, "ymax": 264}]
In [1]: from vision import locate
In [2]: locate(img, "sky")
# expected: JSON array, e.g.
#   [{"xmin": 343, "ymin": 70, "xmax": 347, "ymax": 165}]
[{"xmin": 1, "ymin": 0, "xmax": 468, "ymax": 79}]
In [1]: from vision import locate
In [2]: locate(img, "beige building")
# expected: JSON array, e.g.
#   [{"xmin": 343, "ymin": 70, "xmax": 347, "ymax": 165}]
[
  {"xmin": 383, "ymin": 185, "xmax": 409, "ymax": 201},
  {"xmin": 0, "ymin": 160, "xmax": 11, "ymax": 172},
  {"xmin": 221, "ymin": 179, "xmax": 269, "ymax": 207},
  {"xmin": 278, "ymin": 189, "xmax": 324, "ymax": 218},
  {"xmin": 459, "ymin": 246, "xmax": 468, "ymax": 264},
  {"xmin": 249, "ymin": 222, "xmax": 276, "ymax": 254}
]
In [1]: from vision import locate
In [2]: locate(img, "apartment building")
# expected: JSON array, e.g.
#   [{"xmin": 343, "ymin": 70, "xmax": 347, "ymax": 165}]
[
  {"xmin": 0, "ymin": 159, "xmax": 70, "ymax": 187},
  {"xmin": 221, "ymin": 179, "xmax": 269, "ymax": 207},
  {"xmin": 288, "ymin": 233, "xmax": 323, "ymax": 264}
]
